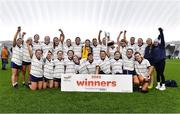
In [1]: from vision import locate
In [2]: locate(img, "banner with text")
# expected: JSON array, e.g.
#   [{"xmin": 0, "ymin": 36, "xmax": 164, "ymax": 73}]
[{"xmin": 61, "ymin": 74, "xmax": 133, "ymax": 93}]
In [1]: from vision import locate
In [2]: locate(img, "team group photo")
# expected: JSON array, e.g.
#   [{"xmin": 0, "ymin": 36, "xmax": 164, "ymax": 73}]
[{"xmin": 0, "ymin": 0, "xmax": 180, "ymax": 113}]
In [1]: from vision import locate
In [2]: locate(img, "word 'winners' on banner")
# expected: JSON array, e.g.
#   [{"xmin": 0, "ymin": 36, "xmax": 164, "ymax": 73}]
[{"xmin": 61, "ymin": 74, "xmax": 133, "ymax": 93}]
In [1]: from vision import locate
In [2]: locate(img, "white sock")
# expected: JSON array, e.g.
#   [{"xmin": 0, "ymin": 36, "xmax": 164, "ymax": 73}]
[
  {"xmin": 157, "ymin": 82, "xmax": 160, "ymax": 86},
  {"xmin": 13, "ymin": 82, "xmax": 17, "ymax": 86},
  {"xmin": 162, "ymin": 84, "xmax": 165, "ymax": 87}
]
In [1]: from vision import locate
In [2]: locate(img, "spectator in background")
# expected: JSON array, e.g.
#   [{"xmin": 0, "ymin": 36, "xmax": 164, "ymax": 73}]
[{"xmin": 1, "ymin": 45, "xmax": 9, "ymax": 70}]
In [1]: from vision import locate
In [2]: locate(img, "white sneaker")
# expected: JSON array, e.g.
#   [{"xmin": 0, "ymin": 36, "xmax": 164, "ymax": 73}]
[
  {"xmin": 155, "ymin": 85, "xmax": 161, "ymax": 90},
  {"xmin": 159, "ymin": 86, "xmax": 166, "ymax": 91}
]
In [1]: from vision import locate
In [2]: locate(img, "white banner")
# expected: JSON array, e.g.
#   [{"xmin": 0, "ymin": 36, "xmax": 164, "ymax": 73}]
[{"xmin": 61, "ymin": 74, "xmax": 133, "ymax": 93}]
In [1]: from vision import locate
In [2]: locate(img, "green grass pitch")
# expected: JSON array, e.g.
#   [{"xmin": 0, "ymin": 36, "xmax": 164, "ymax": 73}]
[{"xmin": 0, "ymin": 59, "xmax": 180, "ymax": 113}]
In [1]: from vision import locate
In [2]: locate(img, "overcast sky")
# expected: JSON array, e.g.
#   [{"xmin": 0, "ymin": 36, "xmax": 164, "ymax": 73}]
[{"xmin": 0, "ymin": 0, "xmax": 180, "ymax": 42}]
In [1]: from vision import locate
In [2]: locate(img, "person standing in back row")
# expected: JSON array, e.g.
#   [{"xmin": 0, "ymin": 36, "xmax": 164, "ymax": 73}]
[{"xmin": 152, "ymin": 27, "xmax": 166, "ymax": 91}]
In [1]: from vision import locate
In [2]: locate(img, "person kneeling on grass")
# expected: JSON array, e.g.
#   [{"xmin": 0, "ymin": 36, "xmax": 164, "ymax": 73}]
[
  {"xmin": 27, "ymin": 48, "xmax": 44, "ymax": 90},
  {"xmin": 134, "ymin": 52, "xmax": 153, "ymax": 93},
  {"xmin": 53, "ymin": 50, "xmax": 65, "ymax": 88},
  {"xmin": 97, "ymin": 50, "xmax": 111, "ymax": 74},
  {"xmin": 43, "ymin": 50, "xmax": 54, "ymax": 89},
  {"xmin": 110, "ymin": 51, "xmax": 123, "ymax": 74}
]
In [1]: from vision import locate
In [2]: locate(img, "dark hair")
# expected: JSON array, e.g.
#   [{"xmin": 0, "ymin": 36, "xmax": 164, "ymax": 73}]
[
  {"xmin": 66, "ymin": 39, "xmax": 71, "ymax": 42},
  {"xmin": 127, "ymin": 48, "xmax": 134, "ymax": 53},
  {"xmin": 100, "ymin": 50, "xmax": 107, "ymax": 56},
  {"xmin": 53, "ymin": 37, "xmax": 59, "ymax": 49},
  {"xmin": 34, "ymin": 34, "xmax": 39, "ymax": 39},
  {"xmin": 35, "ymin": 49, "xmax": 43, "ymax": 53},
  {"xmin": 48, "ymin": 50, "xmax": 53, "ymax": 54},
  {"xmin": 88, "ymin": 53, "xmax": 93, "ymax": 57},
  {"xmin": 92, "ymin": 38, "xmax": 97, "ymax": 41},
  {"xmin": 85, "ymin": 39, "xmax": 90, "ymax": 42},
  {"xmin": 57, "ymin": 50, "xmax": 63, "ymax": 55},
  {"xmin": 138, "ymin": 38, "xmax": 144, "ymax": 45},
  {"xmin": 67, "ymin": 50, "xmax": 74, "ymax": 55},
  {"xmin": 114, "ymin": 51, "xmax": 121, "ymax": 55},
  {"xmin": 134, "ymin": 51, "xmax": 141, "ymax": 56},
  {"xmin": 138, "ymin": 38, "xmax": 143, "ymax": 41},
  {"xmin": 75, "ymin": 37, "xmax": 81, "ymax": 40},
  {"xmin": 73, "ymin": 55, "xmax": 80, "ymax": 64}
]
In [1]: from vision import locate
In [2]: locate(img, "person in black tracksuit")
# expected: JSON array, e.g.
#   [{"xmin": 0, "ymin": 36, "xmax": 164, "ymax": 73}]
[{"xmin": 152, "ymin": 27, "xmax": 166, "ymax": 91}]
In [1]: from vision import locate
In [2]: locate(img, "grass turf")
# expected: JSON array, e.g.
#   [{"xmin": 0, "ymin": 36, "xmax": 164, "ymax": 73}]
[{"xmin": 0, "ymin": 59, "xmax": 180, "ymax": 113}]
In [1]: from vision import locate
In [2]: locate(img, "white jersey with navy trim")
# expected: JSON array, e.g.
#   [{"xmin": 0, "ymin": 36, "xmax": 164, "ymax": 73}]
[
  {"xmin": 63, "ymin": 45, "xmax": 74, "ymax": 59},
  {"xmin": 53, "ymin": 44, "xmax": 63, "ymax": 59},
  {"xmin": 64, "ymin": 58, "xmax": 75, "ymax": 74},
  {"xmin": 44, "ymin": 59, "xmax": 54, "ymax": 79},
  {"xmin": 135, "ymin": 44, "xmax": 147, "ymax": 56},
  {"xmin": 108, "ymin": 47, "xmax": 117, "ymax": 59},
  {"xmin": 110, "ymin": 59, "xmax": 123, "ymax": 74},
  {"xmin": 30, "ymin": 56, "xmax": 44, "ymax": 78},
  {"xmin": 122, "ymin": 56, "xmax": 135, "ymax": 71},
  {"xmin": 128, "ymin": 43, "xmax": 137, "ymax": 53},
  {"xmin": 73, "ymin": 43, "xmax": 82, "ymax": 58},
  {"xmin": 75, "ymin": 60, "xmax": 88, "ymax": 74},
  {"xmin": 41, "ymin": 43, "xmax": 53, "ymax": 55},
  {"xmin": 32, "ymin": 42, "xmax": 42, "ymax": 53},
  {"xmin": 101, "ymin": 44, "xmax": 107, "ymax": 52},
  {"xmin": 22, "ymin": 44, "xmax": 32, "ymax": 63},
  {"xmin": 11, "ymin": 45, "xmax": 23, "ymax": 66},
  {"xmin": 98, "ymin": 58, "xmax": 111, "ymax": 74},
  {"xmin": 53, "ymin": 59, "xmax": 65, "ymax": 79},
  {"xmin": 92, "ymin": 44, "xmax": 101, "ymax": 60},
  {"xmin": 135, "ymin": 59, "xmax": 151, "ymax": 78},
  {"xmin": 120, "ymin": 46, "xmax": 127, "ymax": 59},
  {"xmin": 86, "ymin": 60, "xmax": 98, "ymax": 74}
]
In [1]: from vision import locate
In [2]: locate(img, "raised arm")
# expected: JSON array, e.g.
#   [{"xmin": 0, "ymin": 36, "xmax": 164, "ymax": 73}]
[
  {"xmin": 13, "ymin": 26, "xmax": 21, "ymax": 47},
  {"xmin": 158, "ymin": 27, "xmax": 165, "ymax": 47},
  {"xmin": 123, "ymin": 30, "xmax": 128, "ymax": 44},
  {"xmin": 59, "ymin": 29, "xmax": 65, "ymax": 44},
  {"xmin": 98, "ymin": 30, "xmax": 102, "ymax": 45},
  {"xmin": 22, "ymin": 32, "xmax": 26, "ymax": 45},
  {"xmin": 107, "ymin": 32, "xmax": 110, "ymax": 41},
  {"xmin": 117, "ymin": 31, "xmax": 123, "ymax": 46},
  {"xmin": 22, "ymin": 32, "xmax": 26, "ymax": 39},
  {"xmin": 26, "ymin": 40, "xmax": 33, "ymax": 58}
]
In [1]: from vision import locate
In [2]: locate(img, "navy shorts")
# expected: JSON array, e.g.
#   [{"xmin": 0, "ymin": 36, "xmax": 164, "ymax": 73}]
[
  {"xmin": 22, "ymin": 61, "xmax": 31, "ymax": 65},
  {"xmin": 43, "ymin": 77, "xmax": 53, "ymax": 82},
  {"xmin": 123, "ymin": 70, "xmax": 135, "ymax": 75},
  {"xmin": 54, "ymin": 78, "xmax": 61, "ymax": 83},
  {"xmin": 99, "ymin": 71, "xmax": 111, "ymax": 74},
  {"xmin": 30, "ymin": 74, "xmax": 43, "ymax": 82},
  {"xmin": 115, "ymin": 73, "xmax": 123, "ymax": 75},
  {"xmin": 11, "ymin": 62, "xmax": 22, "ymax": 69}
]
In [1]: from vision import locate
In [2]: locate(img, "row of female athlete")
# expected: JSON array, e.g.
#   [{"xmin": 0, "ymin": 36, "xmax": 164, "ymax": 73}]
[{"xmin": 11, "ymin": 26, "xmax": 166, "ymax": 93}]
